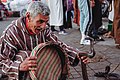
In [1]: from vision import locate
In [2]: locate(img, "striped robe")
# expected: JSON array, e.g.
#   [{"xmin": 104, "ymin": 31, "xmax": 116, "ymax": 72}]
[{"xmin": 0, "ymin": 17, "xmax": 79, "ymax": 80}]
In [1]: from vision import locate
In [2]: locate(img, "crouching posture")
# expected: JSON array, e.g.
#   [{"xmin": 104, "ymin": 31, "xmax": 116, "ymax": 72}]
[{"xmin": 0, "ymin": 1, "xmax": 89, "ymax": 80}]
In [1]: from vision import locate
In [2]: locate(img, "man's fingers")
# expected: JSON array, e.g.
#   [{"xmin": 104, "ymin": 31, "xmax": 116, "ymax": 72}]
[
  {"xmin": 28, "ymin": 60, "xmax": 37, "ymax": 67},
  {"xmin": 28, "ymin": 63, "xmax": 37, "ymax": 67},
  {"xmin": 26, "ymin": 56, "xmax": 37, "ymax": 60},
  {"xmin": 81, "ymin": 56, "xmax": 87, "ymax": 60},
  {"xmin": 28, "ymin": 60, "xmax": 37, "ymax": 64},
  {"xmin": 82, "ymin": 58, "xmax": 92, "ymax": 64},
  {"xmin": 29, "ymin": 67, "xmax": 37, "ymax": 71},
  {"xmin": 29, "ymin": 56, "xmax": 37, "ymax": 60}
]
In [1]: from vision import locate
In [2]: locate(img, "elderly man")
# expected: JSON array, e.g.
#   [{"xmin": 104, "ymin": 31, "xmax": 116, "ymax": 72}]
[{"xmin": 0, "ymin": 1, "xmax": 89, "ymax": 80}]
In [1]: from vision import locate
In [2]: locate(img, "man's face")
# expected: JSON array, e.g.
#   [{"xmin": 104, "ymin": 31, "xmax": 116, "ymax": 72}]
[{"xmin": 27, "ymin": 13, "xmax": 49, "ymax": 34}]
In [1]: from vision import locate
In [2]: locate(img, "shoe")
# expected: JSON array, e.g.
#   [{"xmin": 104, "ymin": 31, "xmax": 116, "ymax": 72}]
[
  {"xmin": 116, "ymin": 44, "xmax": 120, "ymax": 49},
  {"xmin": 80, "ymin": 34, "xmax": 86, "ymax": 44},
  {"xmin": 98, "ymin": 27, "xmax": 109, "ymax": 35},
  {"xmin": 59, "ymin": 30, "xmax": 68, "ymax": 35},
  {"xmin": 80, "ymin": 38, "xmax": 84, "ymax": 45},
  {"xmin": 95, "ymin": 37, "xmax": 105, "ymax": 41},
  {"xmin": 80, "ymin": 34, "xmax": 90, "ymax": 45},
  {"xmin": 90, "ymin": 35, "xmax": 105, "ymax": 41},
  {"xmin": 91, "ymin": 35, "xmax": 99, "ymax": 40},
  {"xmin": 51, "ymin": 29, "xmax": 59, "ymax": 32},
  {"xmin": 80, "ymin": 39, "xmax": 90, "ymax": 45},
  {"xmin": 83, "ymin": 39, "xmax": 90, "ymax": 45}
]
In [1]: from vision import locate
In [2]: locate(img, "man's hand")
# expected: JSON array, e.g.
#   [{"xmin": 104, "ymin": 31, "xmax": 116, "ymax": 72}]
[
  {"xmin": 77, "ymin": 52, "xmax": 91, "ymax": 64},
  {"xmin": 81, "ymin": 56, "xmax": 91, "ymax": 64},
  {"xmin": 19, "ymin": 56, "xmax": 37, "ymax": 71}
]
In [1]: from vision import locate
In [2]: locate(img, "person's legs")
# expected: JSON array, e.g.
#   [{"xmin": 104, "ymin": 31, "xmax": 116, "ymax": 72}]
[
  {"xmin": 83, "ymin": 0, "xmax": 92, "ymax": 36},
  {"xmin": 51, "ymin": 26, "xmax": 55, "ymax": 31},
  {"xmin": 78, "ymin": 0, "xmax": 86, "ymax": 44},
  {"xmin": 51, "ymin": 26, "xmax": 59, "ymax": 32},
  {"xmin": 66, "ymin": 11, "xmax": 72, "ymax": 29},
  {"xmin": 78, "ymin": 0, "xmax": 92, "ymax": 45},
  {"xmin": 88, "ymin": 0, "xmax": 106, "ymax": 41},
  {"xmin": 59, "ymin": 25, "xmax": 64, "ymax": 31},
  {"xmin": 59, "ymin": 25, "xmax": 68, "ymax": 35}
]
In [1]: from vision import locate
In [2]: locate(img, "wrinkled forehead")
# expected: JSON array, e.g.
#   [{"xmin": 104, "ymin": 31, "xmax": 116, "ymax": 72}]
[{"xmin": 32, "ymin": 13, "xmax": 49, "ymax": 21}]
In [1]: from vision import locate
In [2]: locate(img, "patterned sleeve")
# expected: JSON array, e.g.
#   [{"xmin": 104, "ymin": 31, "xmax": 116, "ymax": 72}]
[
  {"xmin": 0, "ymin": 30, "xmax": 30, "ymax": 80},
  {"xmin": 45, "ymin": 28, "xmax": 79, "ymax": 65}
]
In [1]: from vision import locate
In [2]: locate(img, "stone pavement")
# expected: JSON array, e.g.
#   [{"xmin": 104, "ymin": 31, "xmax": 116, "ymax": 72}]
[{"xmin": 54, "ymin": 20, "xmax": 120, "ymax": 80}]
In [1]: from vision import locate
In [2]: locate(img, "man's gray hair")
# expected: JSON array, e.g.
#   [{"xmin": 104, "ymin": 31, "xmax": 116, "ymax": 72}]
[{"xmin": 27, "ymin": 1, "xmax": 50, "ymax": 18}]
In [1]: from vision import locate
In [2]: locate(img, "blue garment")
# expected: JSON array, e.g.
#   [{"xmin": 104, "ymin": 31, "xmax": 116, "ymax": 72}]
[{"xmin": 78, "ymin": 0, "xmax": 92, "ymax": 35}]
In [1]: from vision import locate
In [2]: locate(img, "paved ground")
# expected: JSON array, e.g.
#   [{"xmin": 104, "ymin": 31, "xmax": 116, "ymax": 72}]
[{"xmin": 0, "ymin": 17, "xmax": 120, "ymax": 80}]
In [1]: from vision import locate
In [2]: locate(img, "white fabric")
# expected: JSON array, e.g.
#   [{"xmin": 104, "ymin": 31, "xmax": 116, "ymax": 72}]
[
  {"xmin": 108, "ymin": 1, "xmax": 114, "ymax": 21},
  {"xmin": 47, "ymin": 0, "xmax": 63, "ymax": 26},
  {"xmin": 41, "ymin": 0, "xmax": 48, "ymax": 5}
]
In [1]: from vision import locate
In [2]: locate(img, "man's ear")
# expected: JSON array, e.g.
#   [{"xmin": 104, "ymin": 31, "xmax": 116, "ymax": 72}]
[{"xmin": 26, "ymin": 12, "xmax": 31, "ymax": 22}]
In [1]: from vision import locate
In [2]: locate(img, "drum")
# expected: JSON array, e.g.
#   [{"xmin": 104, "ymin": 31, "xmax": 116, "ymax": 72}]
[{"xmin": 29, "ymin": 42, "xmax": 68, "ymax": 80}]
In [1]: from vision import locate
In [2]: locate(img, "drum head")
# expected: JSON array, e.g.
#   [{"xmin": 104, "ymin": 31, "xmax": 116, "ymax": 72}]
[{"xmin": 30, "ymin": 43, "xmax": 65, "ymax": 80}]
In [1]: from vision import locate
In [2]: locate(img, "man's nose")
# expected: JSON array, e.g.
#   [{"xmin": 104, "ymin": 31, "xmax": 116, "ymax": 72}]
[{"xmin": 41, "ymin": 22, "xmax": 47, "ymax": 28}]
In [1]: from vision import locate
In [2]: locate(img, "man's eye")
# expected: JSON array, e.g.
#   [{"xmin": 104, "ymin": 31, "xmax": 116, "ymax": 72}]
[{"xmin": 39, "ymin": 20, "xmax": 45, "ymax": 23}]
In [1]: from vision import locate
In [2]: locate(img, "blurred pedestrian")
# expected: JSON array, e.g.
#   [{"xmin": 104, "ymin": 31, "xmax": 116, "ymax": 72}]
[
  {"xmin": 88, "ymin": 0, "xmax": 105, "ymax": 41},
  {"xmin": 112, "ymin": 0, "xmax": 120, "ymax": 49},
  {"xmin": 104, "ymin": 0, "xmax": 113, "ymax": 38},
  {"xmin": 64, "ymin": 0, "xmax": 74, "ymax": 29},
  {"xmin": 72, "ymin": 0, "xmax": 80, "ymax": 26},
  {"xmin": 78, "ymin": 0, "xmax": 94, "ymax": 45},
  {"xmin": 0, "ymin": 0, "xmax": 9, "ymax": 20},
  {"xmin": 47, "ymin": 0, "xmax": 68, "ymax": 35}
]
